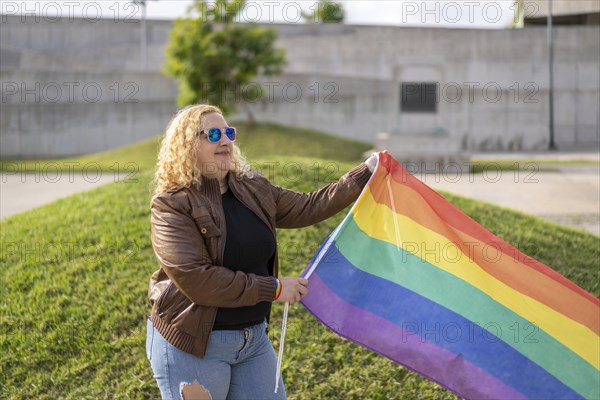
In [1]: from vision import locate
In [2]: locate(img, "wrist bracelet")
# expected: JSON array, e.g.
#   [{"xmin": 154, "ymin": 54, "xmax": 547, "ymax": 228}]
[{"xmin": 274, "ymin": 278, "xmax": 282, "ymax": 300}]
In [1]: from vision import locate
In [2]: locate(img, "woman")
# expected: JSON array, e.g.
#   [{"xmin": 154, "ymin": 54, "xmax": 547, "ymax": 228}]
[{"xmin": 146, "ymin": 104, "xmax": 375, "ymax": 399}]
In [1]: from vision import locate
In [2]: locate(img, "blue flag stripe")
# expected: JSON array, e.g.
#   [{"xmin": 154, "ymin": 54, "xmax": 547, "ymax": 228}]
[{"xmin": 315, "ymin": 241, "xmax": 582, "ymax": 399}]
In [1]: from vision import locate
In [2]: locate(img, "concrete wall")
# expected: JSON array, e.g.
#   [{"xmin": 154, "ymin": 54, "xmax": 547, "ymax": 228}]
[
  {"xmin": 0, "ymin": 15, "xmax": 177, "ymax": 158},
  {"xmin": 525, "ymin": 0, "xmax": 600, "ymax": 17},
  {"xmin": 1, "ymin": 15, "xmax": 598, "ymax": 157},
  {"xmin": 250, "ymin": 23, "xmax": 600, "ymax": 151}
]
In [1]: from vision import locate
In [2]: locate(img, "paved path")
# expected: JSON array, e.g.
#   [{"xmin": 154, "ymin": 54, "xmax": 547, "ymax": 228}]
[
  {"xmin": 426, "ymin": 151, "xmax": 600, "ymax": 236},
  {"xmin": 472, "ymin": 150, "xmax": 600, "ymax": 163},
  {"xmin": 1, "ymin": 151, "xmax": 599, "ymax": 236},
  {"xmin": 1, "ymin": 171, "xmax": 123, "ymax": 220},
  {"xmin": 426, "ymin": 164, "xmax": 599, "ymax": 236}
]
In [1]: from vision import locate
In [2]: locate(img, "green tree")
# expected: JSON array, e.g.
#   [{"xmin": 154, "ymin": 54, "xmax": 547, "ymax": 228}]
[
  {"xmin": 302, "ymin": 0, "xmax": 345, "ymax": 23},
  {"xmin": 163, "ymin": 0, "xmax": 286, "ymax": 124}
]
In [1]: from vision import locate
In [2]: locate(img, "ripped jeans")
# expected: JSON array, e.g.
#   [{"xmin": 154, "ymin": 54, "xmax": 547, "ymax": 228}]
[{"xmin": 146, "ymin": 318, "xmax": 287, "ymax": 400}]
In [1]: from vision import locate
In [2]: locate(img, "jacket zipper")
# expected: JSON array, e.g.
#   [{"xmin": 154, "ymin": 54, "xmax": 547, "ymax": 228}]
[
  {"xmin": 209, "ymin": 187, "xmax": 226, "ymax": 334},
  {"xmin": 216, "ymin": 188, "xmax": 227, "ymax": 266}
]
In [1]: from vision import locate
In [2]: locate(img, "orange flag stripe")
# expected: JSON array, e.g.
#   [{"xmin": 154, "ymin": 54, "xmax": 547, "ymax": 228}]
[{"xmin": 369, "ymin": 168, "xmax": 600, "ymax": 336}]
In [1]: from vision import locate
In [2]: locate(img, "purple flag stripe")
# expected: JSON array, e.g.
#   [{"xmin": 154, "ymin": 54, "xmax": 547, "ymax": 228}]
[{"xmin": 301, "ymin": 273, "xmax": 527, "ymax": 400}]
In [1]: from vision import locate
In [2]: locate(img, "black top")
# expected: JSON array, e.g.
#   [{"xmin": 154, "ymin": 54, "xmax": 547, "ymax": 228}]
[{"xmin": 212, "ymin": 189, "xmax": 277, "ymax": 330}]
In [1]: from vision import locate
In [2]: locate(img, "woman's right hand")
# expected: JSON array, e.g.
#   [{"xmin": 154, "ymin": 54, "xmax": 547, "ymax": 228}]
[{"xmin": 276, "ymin": 277, "xmax": 309, "ymax": 304}]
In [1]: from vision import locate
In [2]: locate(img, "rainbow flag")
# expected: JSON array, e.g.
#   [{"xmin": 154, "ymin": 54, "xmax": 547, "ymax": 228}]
[{"xmin": 301, "ymin": 152, "xmax": 599, "ymax": 399}]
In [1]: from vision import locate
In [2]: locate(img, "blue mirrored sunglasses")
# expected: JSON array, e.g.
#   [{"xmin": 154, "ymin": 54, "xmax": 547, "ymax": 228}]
[{"xmin": 199, "ymin": 127, "xmax": 236, "ymax": 143}]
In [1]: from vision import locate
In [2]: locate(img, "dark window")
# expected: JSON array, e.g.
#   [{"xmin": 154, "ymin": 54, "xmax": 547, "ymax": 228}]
[{"xmin": 400, "ymin": 82, "xmax": 438, "ymax": 113}]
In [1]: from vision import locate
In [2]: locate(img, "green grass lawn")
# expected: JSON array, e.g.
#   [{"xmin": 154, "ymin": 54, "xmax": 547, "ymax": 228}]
[
  {"xmin": 0, "ymin": 121, "xmax": 371, "ymax": 173},
  {"xmin": 1, "ymin": 124, "xmax": 598, "ymax": 399}
]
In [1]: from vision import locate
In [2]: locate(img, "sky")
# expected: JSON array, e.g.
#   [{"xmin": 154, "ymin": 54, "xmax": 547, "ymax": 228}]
[{"xmin": 2, "ymin": 1, "xmax": 520, "ymax": 29}]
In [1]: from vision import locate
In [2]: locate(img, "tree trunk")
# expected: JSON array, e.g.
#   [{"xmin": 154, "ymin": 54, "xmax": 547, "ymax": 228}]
[{"xmin": 241, "ymin": 102, "xmax": 256, "ymax": 130}]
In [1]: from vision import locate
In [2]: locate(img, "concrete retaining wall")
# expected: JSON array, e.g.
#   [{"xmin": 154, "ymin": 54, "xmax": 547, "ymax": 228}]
[
  {"xmin": 1, "ymin": 15, "xmax": 598, "ymax": 157},
  {"xmin": 0, "ymin": 15, "xmax": 177, "ymax": 158},
  {"xmin": 254, "ymin": 23, "xmax": 600, "ymax": 151}
]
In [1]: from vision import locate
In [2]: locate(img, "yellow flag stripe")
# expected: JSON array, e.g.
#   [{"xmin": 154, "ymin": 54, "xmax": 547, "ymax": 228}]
[{"xmin": 353, "ymin": 187, "xmax": 600, "ymax": 370}]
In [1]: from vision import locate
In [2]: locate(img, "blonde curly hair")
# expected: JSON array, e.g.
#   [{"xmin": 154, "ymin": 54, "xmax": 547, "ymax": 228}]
[{"xmin": 152, "ymin": 104, "xmax": 248, "ymax": 196}]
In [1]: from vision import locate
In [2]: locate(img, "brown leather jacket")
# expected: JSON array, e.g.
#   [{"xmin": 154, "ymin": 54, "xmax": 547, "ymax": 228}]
[{"xmin": 148, "ymin": 163, "xmax": 371, "ymax": 357}]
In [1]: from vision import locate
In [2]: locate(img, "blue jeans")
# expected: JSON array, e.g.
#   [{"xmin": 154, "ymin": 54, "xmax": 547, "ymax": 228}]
[{"xmin": 146, "ymin": 318, "xmax": 287, "ymax": 400}]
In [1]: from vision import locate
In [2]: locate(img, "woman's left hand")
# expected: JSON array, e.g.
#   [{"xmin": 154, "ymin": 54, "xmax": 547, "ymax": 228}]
[
  {"xmin": 277, "ymin": 277, "xmax": 309, "ymax": 304},
  {"xmin": 365, "ymin": 151, "xmax": 382, "ymax": 173}
]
